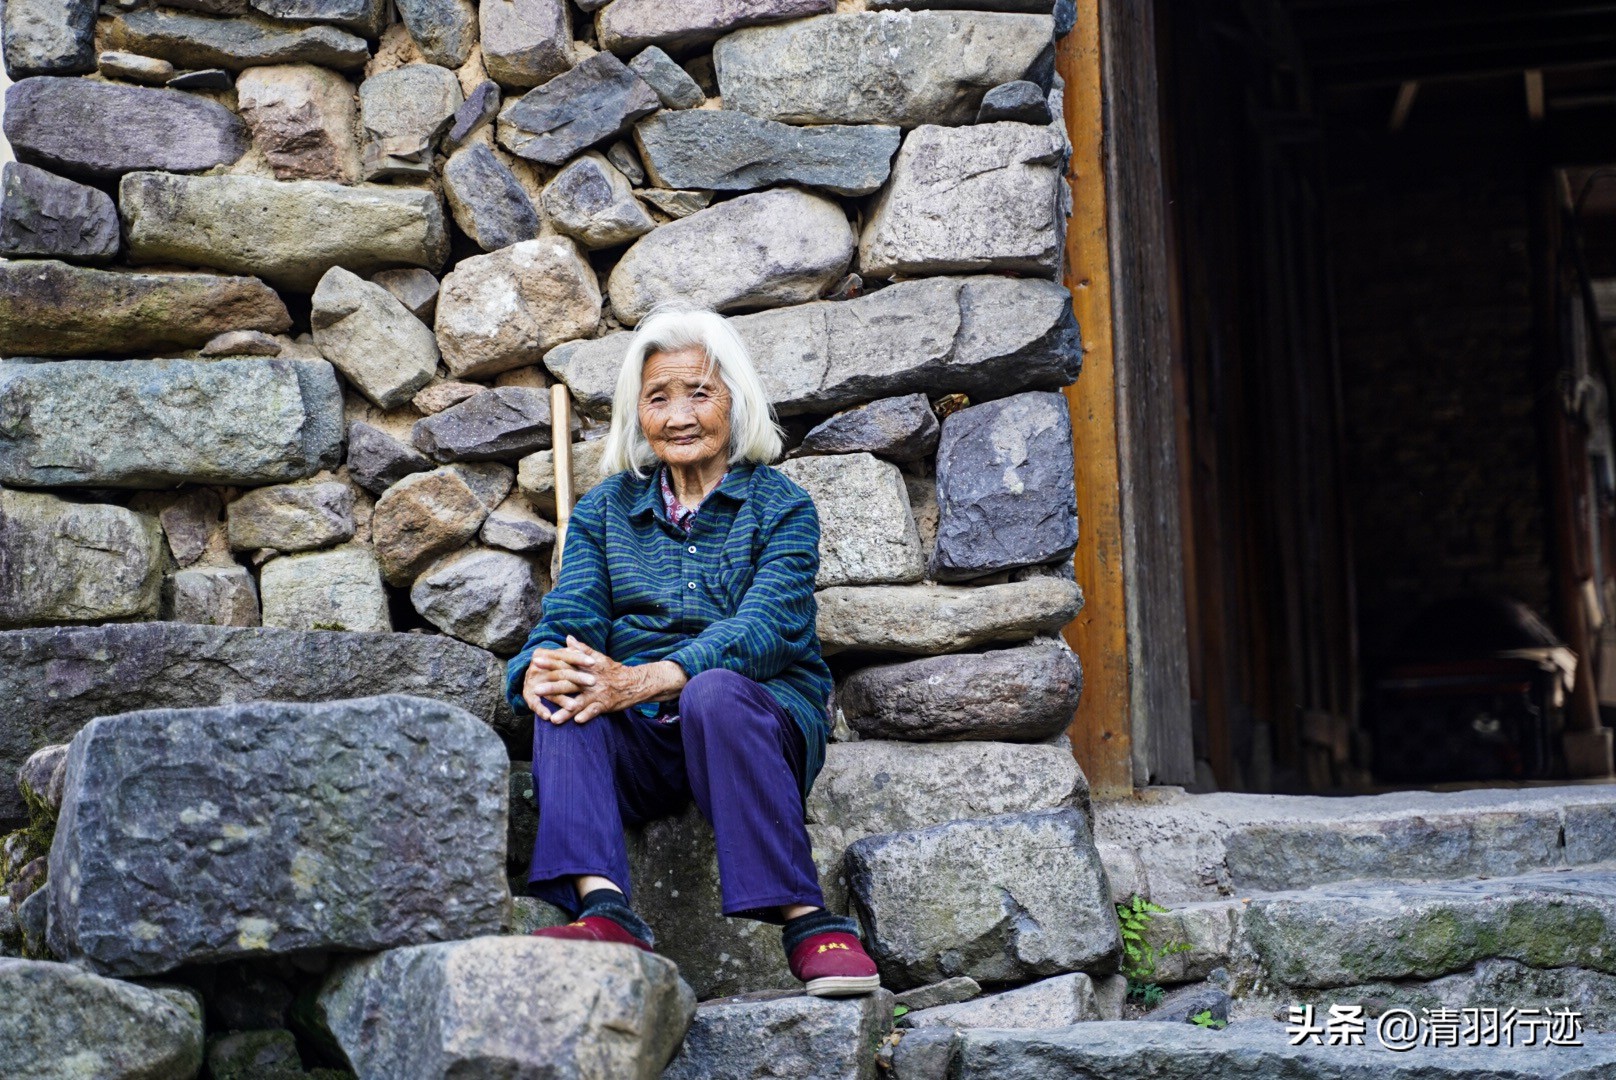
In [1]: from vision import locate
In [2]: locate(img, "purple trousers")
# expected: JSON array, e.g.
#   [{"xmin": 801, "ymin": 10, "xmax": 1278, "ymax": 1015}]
[{"xmin": 527, "ymin": 667, "xmax": 825, "ymax": 923}]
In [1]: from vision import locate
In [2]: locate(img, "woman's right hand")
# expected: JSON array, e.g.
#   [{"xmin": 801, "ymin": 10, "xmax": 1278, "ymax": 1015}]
[{"xmin": 522, "ymin": 644, "xmax": 599, "ymax": 722}]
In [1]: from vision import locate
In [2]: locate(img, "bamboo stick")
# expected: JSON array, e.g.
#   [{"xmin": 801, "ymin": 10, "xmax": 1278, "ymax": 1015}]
[{"xmin": 551, "ymin": 383, "xmax": 574, "ymax": 574}]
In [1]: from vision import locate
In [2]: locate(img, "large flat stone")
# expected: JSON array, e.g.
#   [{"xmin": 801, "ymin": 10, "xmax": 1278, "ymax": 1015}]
[
  {"xmin": 715, "ymin": 12, "xmax": 1053, "ymax": 127},
  {"xmin": 846, "ymin": 808, "xmax": 1120, "ymax": 990},
  {"xmin": 776, "ymin": 453, "xmax": 924, "ymax": 587},
  {"xmin": 0, "ymin": 622, "xmax": 507, "ymax": 820},
  {"xmin": 479, "ymin": 0, "xmax": 571, "ymax": 88},
  {"xmin": 121, "ymin": 172, "xmax": 449, "ymax": 291},
  {"xmin": 47, "ymin": 695, "xmax": 509, "ymax": 977},
  {"xmin": 932, "ymin": 391, "xmax": 1077, "ymax": 580},
  {"xmin": 316, "ymin": 936, "xmax": 694, "ymax": 1078},
  {"xmin": 106, "ymin": 9, "xmax": 370, "ymax": 71},
  {"xmin": 663, "ymin": 989, "xmax": 893, "ymax": 1080},
  {"xmin": 2, "ymin": 0, "xmax": 94, "ymax": 78},
  {"xmin": 311, "ymin": 265, "xmax": 439, "ymax": 408},
  {"xmin": 815, "ymin": 579, "xmax": 1084, "ymax": 655},
  {"xmin": 633, "ymin": 110, "xmax": 899, "ymax": 197},
  {"xmin": 0, "ymin": 357, "xmax": 341, "ymax": 489},
  {"xmin": 0, "ymin": 959, "xmax": 203, "ymax": 1078},
  {"xmin": 903, "ymin": 972, "xmax": 1107, "ymax": 1030},
  {"xmin": 860, "ymin": 122, "xmax": 1065, "ymax": 278},
  {"xmin": 496, "ymin": 50, "xmax": 659, "ymax": 166},
  {"xmin": 838, "ymin": 639, "xmax": 1081, "ymax": 742},
  {"xmin": 435, "ymin": 236, "xmax": 601, "ymax": 379},
  {"xmin": 607, "ymin": 187, "xmax": 853, "ymax": 325},
  {"xmin": 0, "ymin": 260, "xmax": 289, "ymax": 357},
  {"xmin": 0, "ymin": 489, "xmax": 163, "ymax": 629},
  {"xmin": 0, "ymin": 162, "xmax": 118, "ymax": 262},
  {"xmin": 6, "ymin": 76, "xmax": 248, "ymax": 179},
  {"xmin": 598, "ymin": 0, "xmax": 834, "ymax": 54},
  {"xmin": 919, "ymin": 1020, "xmax": 1616, "ymax": 1080},
  {"xmin": 545, "ymin": 275, "xmax": 1082, "ymax": 419}
]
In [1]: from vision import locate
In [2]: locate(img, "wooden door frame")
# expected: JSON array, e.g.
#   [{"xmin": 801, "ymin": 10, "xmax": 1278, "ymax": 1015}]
[{"xmin": 1059, "ymin": 0, "xmax": 1195, "ymax": 795}]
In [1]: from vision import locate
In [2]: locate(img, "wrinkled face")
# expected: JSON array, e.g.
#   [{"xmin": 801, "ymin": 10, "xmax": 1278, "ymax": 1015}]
[{"xmin": 638, "ymin": 345, "xmax": 733, "ymax": 469}]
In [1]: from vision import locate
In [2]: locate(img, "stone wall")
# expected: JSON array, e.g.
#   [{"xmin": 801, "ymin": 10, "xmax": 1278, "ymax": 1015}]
[{"xmin": 0, "ymin": 0, "xmax": 1085, "ymax": 727}]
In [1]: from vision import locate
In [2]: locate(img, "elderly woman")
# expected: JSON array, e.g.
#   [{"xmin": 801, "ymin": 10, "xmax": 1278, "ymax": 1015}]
[{"xmin": 504, "ymin": 306, "xmax": 880, "ymax": 997}]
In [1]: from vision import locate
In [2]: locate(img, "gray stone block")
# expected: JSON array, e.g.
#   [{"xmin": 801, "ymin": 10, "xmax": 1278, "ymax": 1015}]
[
  {"xmin": 776, "ymin": 453, "xmax": 925, "ymax": 587},
  {"xmin": 0, "ymin": 490, "xmax": 162, "ymax": 629},
  {"xmin": 410, "ymin": 547, "xmax": 545, "ymax": 652},
  {"xmin": 2, "ymin": 0, "xmax": 94, "ymax": 78},
  {"xmin": 347, "ymin": 420, "xmax": 434, "ymax": 496},
  {"xmin": 0, "ymin": 162, "xmax": 118, "ymax": 261},
  {"xmin": 106, "ymin": 9, "xmax": 370, "ymax": 71},
  {"xmin": 395, "ymin": 0, "xmax": 476, "ymax": 66},
  {"xmin": 628, "ymin": 45, "xmax": 704, "ymax": 109},
  {"xmin": 893, "ymin": 977, "xmax": 981, "ymax": 1012},
  {"xmin": 664, "ymin": 989, "xmax": 894, "ymax": 1080},
  {"xmin": 170, "ymin": 565, "xmax": 261, "ymax": 628},
  {"xmin": 260, "ymin": 545, "xmax": 391, "ymax": 633},
  {"xmin": 412, "ymin": 386, "xmax": 553, "ymax": 463},
  {"xmin": 599, "ymin": 0, "xmax": 834, "ymax": 54},
  {"xmin": 815, "ymin": 579, "xmax": 1084, "ymax": 656},
  {"xmin": 904, "ymin": 972, "xmax": 1104, "ymax": 1030},
  {"xmin": 443, "ymin": 143, "xmax": 541, "ymax": 251},
  {"xmin": 497, "ymin": 50, "xmax": 659, "ymax": 166},
  {"xmin": 795, "ymin": 394, "xmax": 939, "ymax": 462},
  {"xmin": 47, "ymin": 695, "xmax": 509, "ymax": 976},
  {"xmin": 479, "ymin": 0, "xmax": 569, "ymax": 89},
  {"xmin": 358, "ymin": 62, "xmax": 462, "ymax": 180},
  {"xmin": 227, "ymin": 480, "xmax": 355, "ymax": 554},
  {"xmin": 634, "ymin": 110, "xmax": 899, "ymax": 196},
  {"xmin": 976, "ymin": 80, "xmax": 1052, "ymax": 124},
  {"xmin": 435, "ymin": 236, "xmax": 602, "ymax": 379},
  {"xmin": 311, "ymin": 265, "xmax": 439, "ymax": 408},
  {"xmin": 540, "ymin": 151, "xmax": 655, "ymax": 249}
]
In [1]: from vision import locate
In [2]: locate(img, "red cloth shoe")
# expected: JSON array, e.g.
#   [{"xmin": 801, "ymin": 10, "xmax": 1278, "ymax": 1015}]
[
  {"xmin": 530, "ymin": 916, "xmax": 652, "ymax": 952},
  {"xmin": 789, "ymin": 931, "xmax": 881, "ymax": 997}
]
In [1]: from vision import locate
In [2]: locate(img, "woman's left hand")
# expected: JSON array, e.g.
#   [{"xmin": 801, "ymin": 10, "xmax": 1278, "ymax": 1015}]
[{"xmin": 527, "ymin": 636, "xmax": 687, "ymax": 724}]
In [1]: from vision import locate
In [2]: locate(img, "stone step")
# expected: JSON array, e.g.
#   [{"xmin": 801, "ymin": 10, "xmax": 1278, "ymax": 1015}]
[
  {"xmin": 1093, "ymin": 785, "xmax": 1616, "ymax": 905},
  {"xmin": 892, "ymin": 1019, "xmax": 1616, "ymax": 1079}
]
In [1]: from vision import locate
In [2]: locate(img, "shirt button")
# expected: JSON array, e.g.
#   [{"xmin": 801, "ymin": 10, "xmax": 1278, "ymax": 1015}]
[
  {"xmin": 687, "ymin": 546, "xmax": 697, "ymax": 554},
  {"xmin": 687, "ymin": 581, "xmax": 697, "ymax": 589}
]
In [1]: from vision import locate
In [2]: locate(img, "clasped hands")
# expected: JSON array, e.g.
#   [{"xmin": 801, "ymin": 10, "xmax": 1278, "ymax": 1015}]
[{"xmin": 521, "ymin": 635, "xmax": 688, "ymax": 724}]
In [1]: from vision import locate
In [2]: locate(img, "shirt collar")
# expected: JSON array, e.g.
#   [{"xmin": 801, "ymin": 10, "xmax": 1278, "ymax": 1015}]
[{"xmin": 630, "ymin": 461, "xmax": 757, "ymax": 521}]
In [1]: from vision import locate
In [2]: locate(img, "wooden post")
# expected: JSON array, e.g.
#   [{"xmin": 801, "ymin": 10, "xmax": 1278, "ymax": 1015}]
[
  {"xmin": 551, "ymin": 384, "xmax": 574, "ymax": 572},
  {"xmin": 1058, "ymin": 0, "xmax": 1135, "ymax": 797}
]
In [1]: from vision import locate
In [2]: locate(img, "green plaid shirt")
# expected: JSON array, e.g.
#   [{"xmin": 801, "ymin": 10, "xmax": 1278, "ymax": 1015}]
[{"xmin": 505, "ymin": 461, "xmax": 834, "ymax": 792}]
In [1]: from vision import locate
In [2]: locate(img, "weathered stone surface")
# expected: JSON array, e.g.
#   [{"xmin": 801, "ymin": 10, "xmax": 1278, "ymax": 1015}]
[
  {"xmin": 0, "ymin": 490, "xmax": 161, "ymax": 629},
  {"xmin": 977, "ymin": 79, "xmax": 1051, "ymax": 124},
  {"xmin": 0, "ymin": 260, "xmax": 289, "ymax": 356},
  {"xmin": 0, "ymin": 358, "xmax": 342, "ymax": 488},
  {"xmin": 664, "ymin": 989, "xmax": 894, "ymax": 1080},
  {"xmin": 861, "ymin": 123, "xmax": 1065, "ymax": 278},
  {"xmin": 479, "ymin": 0, "xmax": 570, "ymax": 88},
  {"xmin": 0, "ymin": 623, "xmax": 508, "ymax": 819},
  {"xmin": 452, "ymin": 460, "xmax": 517, "ymax": 509},
  {"xmin": 816, "ymin": 579, "xmax": 1084, "ymax": 655},
  {"xmin": 1244, "ymin": 869, "xmax": 1616, "ymax": 990},
  {"xmin": 776, "ymin": 453, "xmax": 924, "ymax": 587},
  {"xmin": 372, "ymin": 267, "xmax": 440, "ymax": 320},
  {"xmin": 3, "ymin": 0, "xmax": 93, "ymax": 78},
  {"xmin": 7, "ymin": 76, "xmax": 247, "ymax": 179},
  {"xmin": 372, "ymin": 466, "xmax": 490, "ymax": 584},
  {"xmin": 904, "ymin": 973, "xmax": 1102, "ymax": 1030},
  {"xmin": 599, "ymin": 0, "xmax": 834, "ymax": 54},
  {"xmin": 414, "ymin": 380, "xmax": 486, "ymax": 414},
  {"xmin": 167, "ymin": 67, "xmax": 233, "ymax": 89},
  {"xmin": 517, "ymin": 437, "xmax": 609, "ymax": 516},
  {"xmin": 0, "ymin": 162, "xmax": 118, "ymax": 262},
  {"xmin": 869, "ymin": 0, "xmax": 1062, "ymax": 10},
  {"xmin": 18, "ymin": 744, "xmax": 69, "ymax": 813},
  {"xmin": 496, "ymin": 50, "xmax": 660, "ymax": 166},
  {"xmin": 1143, "ymin": 981, "xmax": 1230, "ymax": 1025},
  {"xmin": 359, "ymin": 63, "xmax": 462, "ymax": 179},
  {"xmin": 932, "ymin": 391, "xmax": 1076, "ymax": 580},
  {"xmin": 201, "ymin": 329, "xmax": 283, "ymax": 357},
  {"xmin": 806, "ymin": 740, "xmax": 1085, "ymax": 842},
  {"xmin": 628, "ymin": 46, "xmax": 704, "ymax": 109},
  {"xmin": 481, "ymin": 495, "xmax": 556, "ymax": 553},
  {"xmin": 47, "ymin": 695, "xmax": 508, "ymax": 976},
  {"xmin": 107, "ymin": 9, "xmax": 370, "ymax": 71},
  {"xmin": 171, "ymin": 565, "xmax": 261, "ymax": 628},
  {"xmin": 545, "ymin": 276, "xmax": 1082, "ymax": 419},
  {"xmin": 413, "ymin": 386, "xmax": 553, "ymax": 462},
  {"xmin": 0, "ymin": 960, "xmax": 204, "ymax": 1077},
  {"xmin": 121, "ymin": 172, "xmax": 450, "ymax": 291},
  {"xmin": 840, "ymin": 639, "xmax": 1081, "ymax": 742},
  {"xmin": 411, "ymin": 547, "xmax": 544, "ymax": 651},
  {"xmin": 893, "ymin": 977, "xmax": 980, "ymax": 1012},
  {"xmin": 608, "ymin": 187, "xmax": 853, "ymax": 325},
  {"xmin": 635, "ymin": 111, "xmax": 899, "ymax": 197},
  {"xmin": 846, "ymin": 808, "xmax": 1121, "ymax": 989},
  {"xmin": 796, "ymin": 394, "xmax": 938, "ymax": 462},
  {"xmin": 347, "ymin": 420, "xmax": 433, "ymax": 495},
  {"xmin": 639, "ymin": 187, "xmax": 710, "ymax": 218},
  {"xmin": 228, "ymin": 480, "xmax": 355, "ymax": 553},
  {"xmin": 236, "ymin": 63, "xmax": 359, "ymax": 182},
  {"xmin": 260, "ymin": 544, "xmax": 391, "ymax": 632},
  {"xmin": 443, "ymin": 143, "xmax": 541, "ymax": 250},
  {"xmin": 317, "ymin": 936, "xmax": 694, "ymax": 1078},
  {"xmin": 715, "ymin": 12, "xmax": 1054, "ymax": 127},
  {"xmin": 541, "ymin": 151, "xmax": 655, "ymax": 249},
  {"xmin": 207, "ymin": 1029, "xmax": 302, "ymax": 1080},
  {"xmin": 607, "ymin": 138, "xmax": 647, "ymax": 183},
  {"xmin": 395, "ymin": 0, "xmax": 477, "ymax": 66},
  {"xmin": 249, "ymin": 0, "xmax": 384, "ymax": 32},
  {"xmin": 311, "ymin": 266, "xmax": 439, "ymax": 408},
  {"xmin": 157, "ymin": 490, "xmax": 224, "ymax": 567},
  {"xmin": 444, "ymin": 78, "xmax": 501, "ymax": 150},
  {"xmin": 98, "ymin": 50, "xmax": 176, "ymax": 84},
  {"xmin": 435, "ymin": 236, "xmax": 601, "ymax": 379}
]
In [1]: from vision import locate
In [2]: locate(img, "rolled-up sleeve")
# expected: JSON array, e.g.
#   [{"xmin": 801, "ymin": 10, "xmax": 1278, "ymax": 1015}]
[
  {"xmin": 664, "ymin": 494, "xmax": 821, "ymax": 684},
  {"xmin": 503, "ymin": 494, "xmax": 615, "ymax": 716}
]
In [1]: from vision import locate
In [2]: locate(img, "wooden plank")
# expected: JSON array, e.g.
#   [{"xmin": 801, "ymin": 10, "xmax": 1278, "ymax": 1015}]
[
  {"xmin": 1100, "ymin": 0, "xmax": 1195, "ymax": 786},
  {"xmin": 1058, "ymin": 0, "xmax": 1133, "ymax": 797}
]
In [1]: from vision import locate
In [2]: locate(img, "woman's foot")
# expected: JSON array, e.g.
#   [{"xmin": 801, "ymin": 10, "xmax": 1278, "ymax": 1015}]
[
  {"xmin": 530, "ymin": 885, "xmax": 654, "ymax": 951},
  {"xmin": 532, "ymin": 916, "xmax": 652, "ymax": 952},
  {"xmin": 788, "ymin": 930, "xmax": 881, "ymax": 997}
]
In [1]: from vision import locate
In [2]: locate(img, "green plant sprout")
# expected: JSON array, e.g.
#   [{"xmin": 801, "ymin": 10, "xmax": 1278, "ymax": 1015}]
[{"xmin": 1115, "ymin": 895, "xmax": 1193, "ymax": 1006}]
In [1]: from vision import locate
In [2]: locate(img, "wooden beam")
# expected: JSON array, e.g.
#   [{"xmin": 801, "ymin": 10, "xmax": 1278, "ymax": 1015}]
[{"xmin": 1058, "ymin": 0, "xmax": 1134, "ymax": 797}]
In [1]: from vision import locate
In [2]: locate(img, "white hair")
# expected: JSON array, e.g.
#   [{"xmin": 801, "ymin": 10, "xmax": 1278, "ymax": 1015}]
[{"xmin": 600, "ymin": 304, "xmax": 783, "ymax": 477}]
